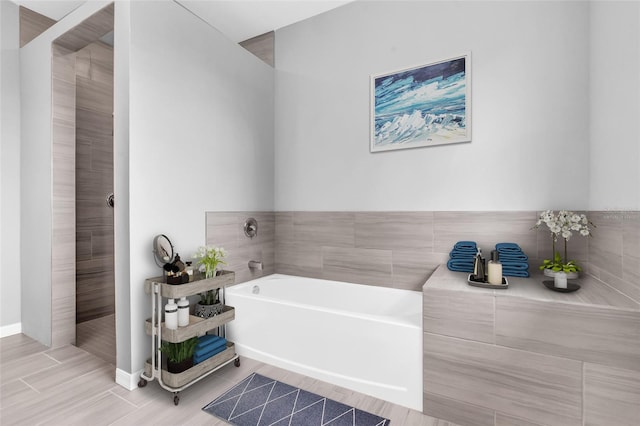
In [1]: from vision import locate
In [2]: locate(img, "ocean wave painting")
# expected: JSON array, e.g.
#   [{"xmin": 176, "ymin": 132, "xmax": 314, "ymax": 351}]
[{"xmin": 371, "ymin": 54, "xmax": 471, "ymax": 152}]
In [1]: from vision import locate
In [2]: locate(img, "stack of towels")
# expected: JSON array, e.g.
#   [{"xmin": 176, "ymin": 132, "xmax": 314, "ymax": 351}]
[
  {"xmin": 447, "ymin": 241, "xmax": 478, "ymax": 273},
  {"xmin": 193, "ymin": 335, "xmax": 228, "ymax": 364},
  {"xmin": 495, "ymin": 242, "xmax": 529, "ymax": 277}
]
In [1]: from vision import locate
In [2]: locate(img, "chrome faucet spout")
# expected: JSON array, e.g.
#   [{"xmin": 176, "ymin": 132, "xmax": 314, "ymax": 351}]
[{"xmin": 248, "ymin": 260, "xmax": 263, "ymax": 270}]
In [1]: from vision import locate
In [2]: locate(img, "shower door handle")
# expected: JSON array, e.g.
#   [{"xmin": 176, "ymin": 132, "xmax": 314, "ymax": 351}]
[{"xmin": 106, "ymin": 192, "xmax": 114, "ymax": 208}]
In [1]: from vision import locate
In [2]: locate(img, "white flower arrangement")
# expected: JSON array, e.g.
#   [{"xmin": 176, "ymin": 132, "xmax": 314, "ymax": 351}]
[
  {"xmin": 193, "ymin": 245, "xmax": 227, "ymax": 278},
  {"xmin": 534, "ymin": 210, "xmax": 594, "ymax": 274}
]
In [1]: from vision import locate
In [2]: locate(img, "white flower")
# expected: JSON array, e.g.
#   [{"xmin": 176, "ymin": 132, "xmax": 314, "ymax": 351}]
[{"xmin": 536, "ymin": 210, "xmax": 593, "ymax": 241}]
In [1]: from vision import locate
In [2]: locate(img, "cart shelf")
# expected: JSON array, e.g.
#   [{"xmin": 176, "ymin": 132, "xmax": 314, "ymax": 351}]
[
  {"xmin": 144, "ymin": 342, "xmax": 237, "ymax": 389},
  {"xmin": 145, "ymin": 306, "xmax": 235, "ymax": 343}
]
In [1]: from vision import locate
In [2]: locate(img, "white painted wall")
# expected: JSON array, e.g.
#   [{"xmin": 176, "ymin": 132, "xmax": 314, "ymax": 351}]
[
  {"xmin": 126, "ymin": 0, "xmax": 274, "ymax": 373},
  {"xmin": 274, "ymin": 1, "xmax": 591, "ymax": 211},
  {"xmin": 0, "ymin": 0, "xmax": 22, "ymax": 335},
  {"xmin": 589, "ymin": 1, "xmax": 640, "ymax": 211}
]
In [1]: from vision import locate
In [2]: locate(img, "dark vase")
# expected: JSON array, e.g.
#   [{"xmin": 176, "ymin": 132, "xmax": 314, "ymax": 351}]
[
  {"xmin": 194, "ymin": 302, "xmax": 223, "ymax": 318},
  {"xmin": 167, "ymin": 358, "xmax": 193, "ymax": 374}
]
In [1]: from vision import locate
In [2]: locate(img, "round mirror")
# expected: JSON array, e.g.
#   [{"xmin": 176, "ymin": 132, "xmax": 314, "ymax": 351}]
[{"xmin": 153, "ymin": 234, "xmax": 174, "ymax": 267}]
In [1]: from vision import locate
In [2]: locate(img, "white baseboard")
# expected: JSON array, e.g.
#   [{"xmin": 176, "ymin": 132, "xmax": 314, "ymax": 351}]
[
  {"xmin": 0, "ymin": 322, "xmax": 22, "ymax": 338},
  {"xmin": 115, "ymin": 367, "xmax": 143, "ymax": 391}
]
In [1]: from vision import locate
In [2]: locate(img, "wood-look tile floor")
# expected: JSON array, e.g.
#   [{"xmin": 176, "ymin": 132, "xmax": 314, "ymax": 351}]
[{"xmin": 0, "ymin": 334, "xmax": 458, "ymax": 426}]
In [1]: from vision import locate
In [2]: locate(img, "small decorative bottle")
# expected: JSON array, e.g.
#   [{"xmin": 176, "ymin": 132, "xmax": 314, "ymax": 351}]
[
  {"xmin": 185, "ymin": 261, "xmax": 194, "ymax": 281},
  {"xmin": 487, "ymin": 250, "xmax": 503, "ymax": 285},
  {"xmin": 164, "ymin": 299, "xmax": 178, "ymax": 330},
  {"xmin": 177, "ymin": 296, "xmax": 189, "ymax": 327}
]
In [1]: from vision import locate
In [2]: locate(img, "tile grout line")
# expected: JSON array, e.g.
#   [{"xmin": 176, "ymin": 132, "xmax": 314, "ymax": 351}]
[
  {"xmin": 42, "ymin": 352, "xmax": 63, "ymax": 364},
  {"xmin": 107, "ymin": 387, "xmax": 140, "ymax": 409},
  {"xmin": 19, "ymin": 377, "xmax": 42, "ymax": 394}
]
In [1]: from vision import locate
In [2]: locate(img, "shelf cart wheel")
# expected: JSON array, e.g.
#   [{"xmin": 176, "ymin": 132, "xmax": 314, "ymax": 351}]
[
  {"xmin": 138, "ymin": 378, "xmax": 147, "ymax": 388},
  {"xmin": 174, "ymin": 393, "xmax": 180, "ymax": 406},
  {"xmin": 234, "ymin": 357, "xmax": 241, "ymax": 367}
]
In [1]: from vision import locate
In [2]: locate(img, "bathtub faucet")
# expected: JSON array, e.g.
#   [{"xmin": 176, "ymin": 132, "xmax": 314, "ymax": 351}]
[{"xmin": 248, "ymin": 260, "xmax": 263, "ymax": 270}]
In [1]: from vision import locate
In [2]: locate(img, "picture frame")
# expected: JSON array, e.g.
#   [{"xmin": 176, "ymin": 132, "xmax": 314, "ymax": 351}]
[{"xmin": 370, "ymin": 53, "xmax": 471, "ymax": 152}]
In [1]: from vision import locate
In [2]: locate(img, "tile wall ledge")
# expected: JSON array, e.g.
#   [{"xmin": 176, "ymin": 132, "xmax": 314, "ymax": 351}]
[{"xmin": 424, "ymin": 265, "xmax": 640, "ymax": 312}]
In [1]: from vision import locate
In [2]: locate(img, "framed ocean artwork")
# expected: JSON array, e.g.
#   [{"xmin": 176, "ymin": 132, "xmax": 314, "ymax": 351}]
[{"xmin": 371, "ymin": 53, "xmax": 471, "ymax": 152}]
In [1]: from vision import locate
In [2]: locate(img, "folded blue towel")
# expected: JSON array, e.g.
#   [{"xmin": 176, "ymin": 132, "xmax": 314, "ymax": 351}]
[
  {"xmin": 194, "ymin": 338, "xmax": 226, "ymax": 357},
  {"xmin": 495, "ymin": 242, "xmax": 521, "ymax": 251},
  {"xmin": 449, "ymin": 250, "xmax": 477, "ymax": 258},
  {"xmin": 502, "ymin": 269, "xmax": 530, "ymax": 278},
  {"xmin": 196, "ymin": 335, "xmax": 225, "ymax": 353},
  {"xmin": 194, "ymin": 344, "xmax": 228, "ymax": 364},
  {"xmin": 196, "ymin": 335, "xmax": 221, "ymax": 350},
  {"xmin": 194, "ymin": 336, "xmax": 227, "ymax": 354},
  {"xmin": 498, "ymin": 253, "xmax": 529, "ymax": 261},
  {"xmin": 197, "ymin": 334, "xmax": 221, "ymax": 347},
  {"xmin": 447, "ymin": 258, "xmax": 475, "ymax": 273},
  {"xmin": 454, "ymin": 241, "xmax": 477, "ymax": 250},
  {"xmin": 500, "ymin": 261, "xmax": 529, "ymax": 270}
]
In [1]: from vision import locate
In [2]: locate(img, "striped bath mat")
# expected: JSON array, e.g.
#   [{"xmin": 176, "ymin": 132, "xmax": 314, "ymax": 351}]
[{"xmin": 203, "ymin": 372, "xmax": 391, "ymax": 426}]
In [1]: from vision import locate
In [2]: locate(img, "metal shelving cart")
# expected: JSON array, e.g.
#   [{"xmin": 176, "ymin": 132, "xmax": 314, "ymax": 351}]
[{"xmin": 138, "ymin": 270, "xmax": 240, "ymax": 405}]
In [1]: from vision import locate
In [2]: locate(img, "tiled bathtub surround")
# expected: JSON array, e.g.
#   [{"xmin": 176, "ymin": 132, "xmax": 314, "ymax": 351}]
[
  {"xmin": 588, "ymin": 211, "xmax": 640, "ymax": 303},
  {"xmin": 205, "ymin": 212, "xmax": 275, "ymax": 284},
  {"xmin": 423, "ymin": 266, "xmax": 640, "ymax": 426},
  {"xmin": 206, "ymin": 210, "xmax": 640, "ymax": 425},
  {"xmin": 275, "ymin": 211, "xmax": 590, "ymax": 292},
  {"xmin": 207, "ymin": 211, "xmax": 639, "ymax": 299}
]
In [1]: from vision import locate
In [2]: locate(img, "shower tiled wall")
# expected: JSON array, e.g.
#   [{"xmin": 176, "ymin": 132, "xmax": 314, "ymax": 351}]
[
  {"xmin": 75, "ymin": 40, "xmax": 114, "ymax": 324},
  {"xmin": 206, "ymin": 210, "xmax": 639, "ymax": 301}
]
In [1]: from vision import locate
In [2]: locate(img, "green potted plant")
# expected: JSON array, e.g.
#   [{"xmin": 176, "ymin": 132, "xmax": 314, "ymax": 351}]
[
  {"xmin": 533, "ymin": 210, "xmax": 594, "ymax": 278},
  {"xmin": 193, "ymin": 245, "xmax": 227, "ymax": 279},
  {"xmin": 160, "ymin": 337, "xmax": 198, "ymax": 374}
]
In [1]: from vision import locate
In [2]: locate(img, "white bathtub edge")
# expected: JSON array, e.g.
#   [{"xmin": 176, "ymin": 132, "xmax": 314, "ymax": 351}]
[{"xmin": 234, "ymin": 342, "xmax": 422, "ymax": 411}]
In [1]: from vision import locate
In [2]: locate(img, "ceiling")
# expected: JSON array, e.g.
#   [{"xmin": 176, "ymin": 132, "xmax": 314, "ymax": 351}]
[{"xmin": 12, "ymin": 0, "xmax": 352, "ymax": 43}]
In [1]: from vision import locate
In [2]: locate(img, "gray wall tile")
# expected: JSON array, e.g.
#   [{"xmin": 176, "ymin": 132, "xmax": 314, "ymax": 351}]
[
  {"xmin": 496, "ymin": 296, "xmax": 640, "ymax": 372},
  {"xmin": 423, "ymin": 391, "xmax": 494, "ymax": 426},
  {"xmin": 355, "ymin": 211, "xmax": 434, "ymax": 250},
  {"xmin": 589, "ymin": 211, "xmax": 624, "ymax": 278},
  {"xmin": 584, "ymin": 363, "xmax": 640, "ymax": 426},
  {"xmin": 321, "ymin": 246, "xmax": 392, "ymax": 287},
  {"xmin": 206, "ymin": 211, "xmax": 275, "ymax": 285},
  {"xmin": 393, "ymin": 250, "xmax": 447, "ymax": 291},
  {"xmin": 293, "ymin": 212, "xmax": 355, "ymax": 247},
  {"xmin": 275, "ymin": 212, "xmax": 294, "ymax": 242},
  {"xmin": 622, "ymin": 211, "xmax": 640, "ymax": 297},
  {"xmin": 495, "ymin": 413, "xmax": 545, "ymax": 426},
  {"xmin": 423, "ymin": 289, "xmax": 494, "ymax": 344},
  {"xmin": 74, "ymin": 41, "xmax": 114, "ymax": 325},
  {"xmin": 424, "ymin": 333, "xmax": 582, "ymax": 426},
  {"xmin": 434, "ymin": 211, "xmax": 538, "ymax": 258}
]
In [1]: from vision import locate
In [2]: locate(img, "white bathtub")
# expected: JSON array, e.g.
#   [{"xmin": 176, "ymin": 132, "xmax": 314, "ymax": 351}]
[{"xmin": 225, "ymin": 274, "xmax": 423, "ymax": 411}]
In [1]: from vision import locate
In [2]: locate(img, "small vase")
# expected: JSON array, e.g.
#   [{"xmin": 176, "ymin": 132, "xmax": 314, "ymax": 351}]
[
  {"xmin": 205, "ymin": 267, "xmax": 216, "ymax": 279},
  {"xmin": 543, "ymin": 268, "xmax": 579, "ymax": 280},
  {"xmin": 194, "ymin": 302, "xmax": 223, "ymax": 318}
]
